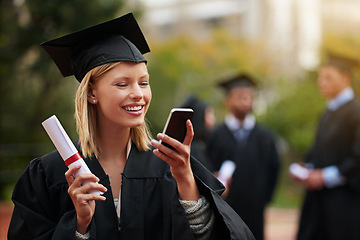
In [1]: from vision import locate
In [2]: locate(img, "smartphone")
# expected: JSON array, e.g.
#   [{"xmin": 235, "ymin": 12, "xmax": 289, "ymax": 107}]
[{"xmin": 160, "ymin": 108, "xmax": 194, "ymax": 150}]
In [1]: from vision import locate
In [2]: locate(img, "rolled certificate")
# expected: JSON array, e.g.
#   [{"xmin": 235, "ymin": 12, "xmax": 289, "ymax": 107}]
[
  {"xmin": 289, "ymin": 163, "xmax": 310, "ymax": 180},
  {"xmin": 42, "ymin": 115, "xmax": 103, "ymax": 195},
  {"xmin": 217, "ymin": 160, "xmax": 236, "ymax": 188}
]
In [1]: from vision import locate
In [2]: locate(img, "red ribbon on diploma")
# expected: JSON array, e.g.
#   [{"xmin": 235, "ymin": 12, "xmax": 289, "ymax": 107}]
[{"xmin": 64, "ymin": 152, "xmax": 82, "ymax": 166}]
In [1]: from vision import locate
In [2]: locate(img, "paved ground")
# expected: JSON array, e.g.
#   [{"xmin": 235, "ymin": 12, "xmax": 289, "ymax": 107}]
[
  {"xmin": 0, "ymin": 202, "xmax": 299, "ymax": 240},
  {"xmin": 265, "ymin": 207, "xmax": 299, "ymax": 240},
  {"xmin": 0, "ymin": 203, "xmax": 13, "ymax": 240}
]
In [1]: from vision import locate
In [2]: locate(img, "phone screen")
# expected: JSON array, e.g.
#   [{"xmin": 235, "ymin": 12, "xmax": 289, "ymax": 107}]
[{"xmin": 161, "ymin": 108, "xmax": 194, "ymax": 149}]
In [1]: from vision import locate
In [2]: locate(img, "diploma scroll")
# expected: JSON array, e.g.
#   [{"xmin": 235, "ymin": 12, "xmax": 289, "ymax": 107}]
[
  {"xmin": 217, "ymin": 160, "xmax": 236, "ymax": 188},
  {"xmin": 42, "ymin": 115, "xmax": 103, "ymax": 195},
  {"xmin": 289, "ymin": 163, "xmax": 310, "ymax": 180}
]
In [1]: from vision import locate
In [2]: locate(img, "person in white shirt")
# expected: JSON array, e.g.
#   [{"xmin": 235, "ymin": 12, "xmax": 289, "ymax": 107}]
[
  {"xmin": 207, "ymin": 73, "xmax": 280, "ymax": 240},
  {"xmin": 291, "ymin": 53, "xmax": 360, "ymax": 240}
]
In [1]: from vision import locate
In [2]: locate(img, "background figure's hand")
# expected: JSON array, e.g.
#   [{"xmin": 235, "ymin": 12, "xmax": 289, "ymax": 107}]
[
  {"xmin": 213, "ymin": 171, "xmax": 232, "ymax": 198},
  {"xmin": 222, "ymin": 177, "xmax": 232, "ymax": 199},
  {"xmin": 151, "ymin": 120, "xmax": 200, "ymax": 201},
  {"xmin": 305, "ymin": 169, "xmax": 325, "ymax": 191},
  {"xmin": 290, "ymin": 172, "xmax": 307, "ymax": 185},
  {"xmin": 289, "ymin": 162, "xmax": 309, "ymax": 185},
  {"xmin": 65, "ymin": 165, "xmax": 107, "ymax": 234}
]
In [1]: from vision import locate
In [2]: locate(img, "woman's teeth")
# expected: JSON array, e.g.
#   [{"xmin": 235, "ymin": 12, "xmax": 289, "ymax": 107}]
[{"xmin": 124, "ymin": 106, "xmax": 142, "ymax": 111}]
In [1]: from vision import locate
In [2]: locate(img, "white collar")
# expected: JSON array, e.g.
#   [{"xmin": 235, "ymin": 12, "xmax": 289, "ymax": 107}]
[
  {"xmin": 327, "ymin": 87, "xmax": 354, "ymax": 111},
  {"xmin": 225, "ymin": 113, "xmax": 256, "ymax": 131}
]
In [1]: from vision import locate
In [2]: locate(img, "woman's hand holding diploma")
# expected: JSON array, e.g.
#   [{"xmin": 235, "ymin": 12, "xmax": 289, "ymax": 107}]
[
  {"xmin": 65, "ymin": 165, "xmax": 107, "ymax": 234},
  {"xmin": 42, "ymin": 115, "xmax": 103, "ymax": 195},
  {"xmin": 42, "ymin": 115, "xmax": 108, "ymax": 233}
]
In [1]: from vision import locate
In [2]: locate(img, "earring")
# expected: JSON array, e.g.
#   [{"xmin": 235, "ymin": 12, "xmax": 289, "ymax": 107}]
[{"xmin": 93, "ymin": 99, "xmax": 96, "ymax": 103}]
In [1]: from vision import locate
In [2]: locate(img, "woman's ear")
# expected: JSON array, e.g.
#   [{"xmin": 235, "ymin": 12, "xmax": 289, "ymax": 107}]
[{"xmin": 87, "ymin": 82, "xmax": 97, "ymax": 104}]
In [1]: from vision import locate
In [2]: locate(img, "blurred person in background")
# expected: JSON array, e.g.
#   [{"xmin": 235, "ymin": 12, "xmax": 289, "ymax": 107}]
[
  {"xmin": 207, "ymin": 73, "xmax": 280, "ymax": 240},
  {"xmin": 291, "ymin": 53, "xmax": 360, "ymax": 240},
  {"xmin": 179, "ymin": 94, "xmax": 216, "ymax": 171}
]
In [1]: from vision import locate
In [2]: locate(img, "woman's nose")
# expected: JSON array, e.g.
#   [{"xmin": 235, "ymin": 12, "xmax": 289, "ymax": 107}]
[{"xmin": 129, "ymin": 84, "xmax": 143, "ymax": 100}]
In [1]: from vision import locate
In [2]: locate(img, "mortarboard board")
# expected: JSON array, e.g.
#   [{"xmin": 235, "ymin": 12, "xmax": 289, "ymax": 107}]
[
  {"xmin": 323, "ymin": 51, "xmax": 359, "ymax": 76},
  {"xmin": 41, "ymin": 13, "xmax": 150, "ymax": 82},
  {"xmin": 218, "ymin": 73, "xmax": 257, "ymax": 93}
]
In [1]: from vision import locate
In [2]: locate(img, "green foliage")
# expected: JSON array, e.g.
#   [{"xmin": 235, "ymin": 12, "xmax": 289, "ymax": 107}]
[
  {"xmin": 258, "ymin": 72, "xmax": 325, "ymax": 156},
  {"xmin": 146, "ymin": 29, "xmax": 271, "ymax": 134},
  {"xmin": 254, "ymin": 74, "xmax": 326, "ymax": 208},
  {"xmin": 0, "ymin": 0, "xmax": 125, "ymax": 200}
]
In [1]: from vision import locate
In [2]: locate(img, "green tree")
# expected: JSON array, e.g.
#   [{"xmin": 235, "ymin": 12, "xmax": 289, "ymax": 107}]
[
  {"xmin": 0, "ymin": 0, "xmax": 127, "ymax": 200},
  {"xmin": 146, "ymin": 29, "xmax": 272, "ymax": 134}
]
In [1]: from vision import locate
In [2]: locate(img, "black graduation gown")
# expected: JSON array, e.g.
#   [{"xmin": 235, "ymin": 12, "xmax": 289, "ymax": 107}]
[
  {"xmin": 190, "ymin": 141, "xmax": 215, "ymax": 172},
  {"xmin": 8, "ymin": 142, "xmax": 255, "ymax": 240},
  {"xmin": 207, "ymin": 123, "xmax": 280, "ymax": 240},
  {"xmin": 297, "ymin": 99, "xmax": 360, "ymax": 240}
]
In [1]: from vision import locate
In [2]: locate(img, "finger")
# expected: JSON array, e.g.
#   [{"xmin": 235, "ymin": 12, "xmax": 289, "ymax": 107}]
[
  {"xmin": 79, "ymin": 181, "xmax": 107, "ymax": 195},
  {"xmin": 152, "ymin": 148, "xmax": 174, "ymax": 166},
  {"xmin": 182, "ymin": 120, "xmax": 194, "ymax": 146},
  {"xmin": 160, "ymin": 133, "xmax": 182, "ymax": 150},
  {"xmin": 65, "ymin": 165, "xmax": 81, "ymax": 186},
  {"xmin": 152, "ymin": 134, "xmax": 182, "ymax": 153},
  {"xmin": 68, "ymin": 180, "xmax": 107, "ymax": 200},
  {"xmin": 76, "ymin": 191, "xmax": 106, "ymax": 204},
  {"xmin": 71, "ymin": 173, "xmax": 100, "ymax": 189},
  {"xmin": 151, "ymin": 139, "xmax": 177, "ymax": 160}
]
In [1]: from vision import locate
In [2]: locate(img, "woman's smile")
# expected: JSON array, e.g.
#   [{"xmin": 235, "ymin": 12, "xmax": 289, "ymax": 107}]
[{"xmin": 122, "ymin": 104, "xmax": 145, "ymax": 116}]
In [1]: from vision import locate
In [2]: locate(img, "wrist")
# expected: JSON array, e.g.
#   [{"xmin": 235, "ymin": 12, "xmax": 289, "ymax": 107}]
[
  {"xmin": 175, "ymin": 172, "xmax": 200, "ymax": 201},
  {"xmin": 76, "ymin": 216, "xmax": 91, "ymax": 234}
]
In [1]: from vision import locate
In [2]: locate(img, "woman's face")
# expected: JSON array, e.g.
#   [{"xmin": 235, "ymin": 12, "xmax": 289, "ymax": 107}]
[{"xmin": 89, "ymin": 61, "xmax": 151, "ymax": 129}]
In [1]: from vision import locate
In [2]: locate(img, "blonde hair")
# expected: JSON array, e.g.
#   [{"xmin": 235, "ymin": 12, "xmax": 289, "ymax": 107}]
[{"xmin": 75, "ymin": 62, "xmax": 152, "ymax": 158}]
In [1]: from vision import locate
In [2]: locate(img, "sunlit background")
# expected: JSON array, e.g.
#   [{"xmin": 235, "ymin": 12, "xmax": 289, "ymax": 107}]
[{"xmin": 1, "ymin": 0, "xmax": 360, "ymax": 238}]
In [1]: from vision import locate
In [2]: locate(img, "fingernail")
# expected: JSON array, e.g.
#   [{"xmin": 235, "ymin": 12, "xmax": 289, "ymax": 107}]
[{"xmin": 157, "ymin": 133, "xmax": 164, "ymax": 139}]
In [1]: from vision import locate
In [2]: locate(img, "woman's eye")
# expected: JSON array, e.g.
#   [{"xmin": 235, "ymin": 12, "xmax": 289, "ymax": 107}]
[
  {"xmin": 140, "ymin": 81, "xmax": 149, "ymax": 86},
  {"xmin": 116, "ymin": 83, "xmax": 127, "ymax": 87}
]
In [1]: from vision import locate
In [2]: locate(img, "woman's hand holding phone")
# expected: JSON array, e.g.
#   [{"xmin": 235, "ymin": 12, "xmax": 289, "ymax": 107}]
[{"xmin": 151, "ymin": 108, "xmax": 200, "ymax": 201}]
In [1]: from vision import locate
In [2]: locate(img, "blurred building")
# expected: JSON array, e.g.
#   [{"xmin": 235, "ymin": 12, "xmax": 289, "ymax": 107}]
[
  {"xmin": 135, "ymin": 0, "xmax": 321, "ymax": 77},
  {"xmin": 321, "ymin": 0, "xmax": 360, "ymax": 36},
  {"xmin": 131, "ymin": 0, "xmax": 360, "ymax": 77}
]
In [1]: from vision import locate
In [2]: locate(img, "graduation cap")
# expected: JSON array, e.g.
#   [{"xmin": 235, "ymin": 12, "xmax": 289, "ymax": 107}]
[
  {"xmin": 218, "ymin": 73, "xmax": 257, "ymax": 93},
  {"xmin": 41, "ymin": 13, "xmax": 150, "ymax": 82},
  {"xmin": 323, "ymin": 52, "xmax": 359, "ymax": 76}
]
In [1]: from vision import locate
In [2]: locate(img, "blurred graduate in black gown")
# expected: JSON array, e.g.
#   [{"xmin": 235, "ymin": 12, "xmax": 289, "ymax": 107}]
[
  {"xmin": 291, "ymin": 53, "xmax": 360, "ymax": 240},
  {"xmin": 207, "ymin": 73, "xmax": 280, "ymax": 240},
  {"xmin": 180, "ymin": 94, "xmax": 216, "ymax": 172}
]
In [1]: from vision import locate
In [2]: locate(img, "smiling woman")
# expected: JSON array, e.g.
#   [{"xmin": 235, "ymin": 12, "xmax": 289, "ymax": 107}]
[
  {"xmin": 7, "ymin": 13, "xmax": 255, "ymax": 240},
  {"xmin": 75, "ymin": 61, "xmax": 152, "ymax": 159}
]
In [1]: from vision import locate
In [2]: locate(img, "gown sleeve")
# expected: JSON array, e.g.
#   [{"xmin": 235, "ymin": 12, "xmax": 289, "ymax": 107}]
[
  {"xmin": 179, "ymin": 195, "xmax": 215, "ymax": 240},
  {"xmin": 8, "ymin": 157, "xmax": 80, "ymax": 240},
  {"xmin": 190, "ymin": 157, "xmax": 255, "ymax": 240}
]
